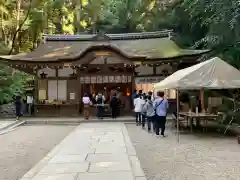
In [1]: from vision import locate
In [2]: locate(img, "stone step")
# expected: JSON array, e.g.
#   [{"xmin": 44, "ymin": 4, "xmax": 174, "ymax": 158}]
[
  {"xmin": 0, "ymin": 120, "xmax": 26, "ymax": 135},
  {"xmin": 25, "ymin": 117, "xmax": 135, "ymax": 125},
  {"xmin": 0, "ymin": 120, "xmax": 26, "ymax": 131}
]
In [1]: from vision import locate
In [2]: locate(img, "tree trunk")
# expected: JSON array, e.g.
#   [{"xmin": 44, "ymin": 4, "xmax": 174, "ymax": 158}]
[
  {"xmin": 76, "ymin": 0, "xmax": 82, "ymax": 34},
  {"xmin": 9, "ymin": 0, "xmax": 33, "ymax": 55},
  {"xmin": 15, "ymin": 0, "xmax": 22, "ymax": 53},
  {"xmin": 54, "ymin": 23, "xmax": 63, "ymax": 34}
]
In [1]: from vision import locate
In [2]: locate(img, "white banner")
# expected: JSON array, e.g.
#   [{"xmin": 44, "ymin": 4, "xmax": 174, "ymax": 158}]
[
  {"xmin": 135, "ymin": 76, "xmax": 165, "ymax": 84},
  {"xmin": 80, "ymin": 75, "xmax": 131, "ymax": 84}
]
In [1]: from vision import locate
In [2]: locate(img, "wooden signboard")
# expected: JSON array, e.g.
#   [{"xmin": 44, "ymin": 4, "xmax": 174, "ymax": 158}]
[{"xmin": 95, "ymin": 51, "xmax": 110, "ymax": 56}]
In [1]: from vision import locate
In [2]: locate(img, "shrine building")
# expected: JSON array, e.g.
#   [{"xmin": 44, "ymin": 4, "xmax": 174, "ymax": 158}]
[{"xmin": 0, "ymin": 30, "xmax": 209, "ymax": 116}]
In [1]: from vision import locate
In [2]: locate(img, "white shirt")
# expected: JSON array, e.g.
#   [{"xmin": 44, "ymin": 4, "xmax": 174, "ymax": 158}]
[
  {"xmin": 95, "ymin": 95, "xmax": 105, "ymax": 106},
  {"xmin": 134, "ymin": 97, "xmax": 145, "ymax": 112},
  {"xmin": 27, "ymin": 96, "xmax": 33, "ymax": 104},
  {"xmin": 82, "ymin": 97, "xmax": 90, "ymax": 105}
]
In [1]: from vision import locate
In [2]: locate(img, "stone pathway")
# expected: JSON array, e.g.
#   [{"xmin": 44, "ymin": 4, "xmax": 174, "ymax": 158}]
[{"xmin": 20, "ymin": 123, "xmax": 146, "ymax": 180}]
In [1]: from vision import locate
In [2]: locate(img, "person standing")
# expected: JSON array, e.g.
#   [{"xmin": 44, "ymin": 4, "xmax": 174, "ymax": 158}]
[
  {"xmin": 95, "ymin": 92, "xmax": 105, "ymax": 119},
  {"xmin": 110, "ymin": 93, "xmax": 119, "ymax": 119},
  {"xmin": 131, "ymin": 89, "xmax": 137, "ymax": 109},
  {"xmin": 15, "ymin": 93, "xmax": 22, "ymax": 120},
  {"xmin": 141, "ymin": 95, "xmax": 148, "ymax": 128},
  {"xmin": 148, "ymin": 91, "xmax": 154, "ymax": 101},
  {"xmin": 154, "ymin": 91, "xmax": 168, "ymax": 137},
  {"xmin": 82, "ymin": 93, "xmax": 91, "ymax": 120},
  {"xmin": 143, "ymin": 95, "xmax": 155, "ymax": 133},
  {"xmin": 138, "ymin": 90, "xmax": 143, "ymax": 98},
  {"xmin": 116, "ymin": 89, "xmax": 121, "ymax": 117},
  {"xmin": 26, "ymin": 94, "xmax": 33, "ymax": 115},
  {"xmin": 134, "ymin": 94, "xmax": 145, "ymax": 126}
]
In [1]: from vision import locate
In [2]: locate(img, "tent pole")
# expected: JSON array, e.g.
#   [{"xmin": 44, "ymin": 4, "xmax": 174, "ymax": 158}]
[{"xmin": 176, "ymin": 89, "xmax": 179, "ymax": 143}]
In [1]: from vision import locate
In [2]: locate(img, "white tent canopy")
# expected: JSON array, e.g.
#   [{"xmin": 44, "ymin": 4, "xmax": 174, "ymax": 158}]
[{"xmin": 154, "ymin": 57, "xmax": 240, "ymax": 90}]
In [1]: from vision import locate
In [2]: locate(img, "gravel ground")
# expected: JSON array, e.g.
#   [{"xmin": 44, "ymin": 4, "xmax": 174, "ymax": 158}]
[
  {"xmin": 126, "ymin": 123, "xmax": 240, "ymax": 180},
  {"xmin": 0, "ymin": 125, "xmax": 76, "ymax": 180}
]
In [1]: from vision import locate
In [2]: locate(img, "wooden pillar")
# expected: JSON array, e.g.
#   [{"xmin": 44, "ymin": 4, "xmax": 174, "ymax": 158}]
[
  {"xmin": 55, "ymin": 67, "xmax": 59, "ymax": 100},
  {"xmin": 153, "ymin": 64, "xmax": 156, "ymax": 75},
  {"xmin": 34, "ymin": 77, "xmax": 38, "ymax": 116},
  {"xmin": 200, "ymin": 89, "xmax": 205, "ymax": 112},
  {"xmin": 76, "ymin": 67, "xmax": 81, "ymax": 114},
  {"xmin": 132, "ymin": 65, "xmax": 136, "ymax": 91}
]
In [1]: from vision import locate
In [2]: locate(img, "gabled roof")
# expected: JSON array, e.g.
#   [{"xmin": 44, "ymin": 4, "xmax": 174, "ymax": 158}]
[
  {"xmin": 44, "ymin": 30, "xmax": 173, "ymax": 41},
  {"xmin": 0, "ymin": 31, "xmax": 210, "ymax": 63}
]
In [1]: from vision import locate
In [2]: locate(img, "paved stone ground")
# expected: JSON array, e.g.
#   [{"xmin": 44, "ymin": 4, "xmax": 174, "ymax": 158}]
[
  {"xmin": 0, "ymin": 120, "xmax": 16, "ymax": 130},
  {"xmin": 20, "ymin": 123, "xmax": 146, "ymax": 180},
  {"xmin": 0, "ymin": 125, "xmax": 76, "ymax": 180},
  {"xmin": 126, "ymin": 122, "xmax": 240, "ymax": 180}
]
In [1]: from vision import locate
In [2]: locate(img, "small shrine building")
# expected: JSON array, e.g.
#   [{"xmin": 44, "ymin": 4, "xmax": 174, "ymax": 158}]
[{"xmin": 0, "ymin": 30, "xmax": 209, "ymax": 116}]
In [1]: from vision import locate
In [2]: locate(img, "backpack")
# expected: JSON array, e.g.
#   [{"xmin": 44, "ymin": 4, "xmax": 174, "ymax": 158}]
[
  {"xmin": 96, "ymin": 95, "xmax": 103, "ymax": 104},
  {"xmin": 142, "ymin": 102, "xmax": 148, "ymax": 114},
  {"xmin": 143, "ymin": 100, "xmax": 154, "ymax": 115},
  {"xmin": 110, "ymin": 96, "xmax": 118, "ymax": 106},
  {"xmin": 141, "ymin": 101, "xmax": 148, "ymax": 114}
]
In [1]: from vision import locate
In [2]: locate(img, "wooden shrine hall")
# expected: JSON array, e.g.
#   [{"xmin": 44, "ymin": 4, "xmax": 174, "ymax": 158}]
[{"xmin": 0, "ymin": 30, "xmax": 209, "ymax": 117}]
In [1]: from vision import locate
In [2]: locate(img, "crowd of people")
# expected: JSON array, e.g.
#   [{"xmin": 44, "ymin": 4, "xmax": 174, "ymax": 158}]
[
  {"xmin": 82, "ymin": 91, "xmax": 121, "ymax": 120},
  {"xmin": 133, "ymin": 90, "xmax": 169, "ymax": 137},
  {"xmin": 82, "ymin": 89, "xmax": 169, "ymax": 137},
  {"xmin": 13, "ymin": 88, "xmax": 169, "ymax": 132}
]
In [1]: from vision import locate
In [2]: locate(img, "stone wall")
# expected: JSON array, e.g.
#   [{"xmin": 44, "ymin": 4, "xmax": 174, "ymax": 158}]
[{"xmin": 0, "ymin": 103, "xmax": 16, "ymax": 117}]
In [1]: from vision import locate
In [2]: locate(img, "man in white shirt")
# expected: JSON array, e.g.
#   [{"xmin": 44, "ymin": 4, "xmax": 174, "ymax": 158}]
[
  {"xmin": 134, "ymin": 94, "xmax": 145, "ymax": 126},
  {"xmin": 26, "ymin": 94, "xmax": 33, "ymax": 115}
]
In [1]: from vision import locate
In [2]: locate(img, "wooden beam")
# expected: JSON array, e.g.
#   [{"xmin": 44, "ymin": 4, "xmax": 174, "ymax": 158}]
[{"xmin": 200, "ymin": 89, "xmax": 205, "ymax": 112}]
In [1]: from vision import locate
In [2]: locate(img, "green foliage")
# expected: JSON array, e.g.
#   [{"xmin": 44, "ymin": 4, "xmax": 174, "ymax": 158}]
[{"xmin": 0, "ymin": 64, "xmax": 28, "ymax": 104}]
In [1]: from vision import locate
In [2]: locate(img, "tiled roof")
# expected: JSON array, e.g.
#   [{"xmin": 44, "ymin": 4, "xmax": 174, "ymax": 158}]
[
  {"xmin": 44, "ymin": 30, "xmax": 173, "ymax": 41},
  {"xmin": 0, "ymin": 31, "xmax": 210, "ymax": 63}
]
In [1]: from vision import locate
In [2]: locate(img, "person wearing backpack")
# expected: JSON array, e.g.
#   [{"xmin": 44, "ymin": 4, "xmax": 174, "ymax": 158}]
[
  {"xmin": 141, "ymin": 95, "xmax": 148, "ymax": 128},
  {"xmin": 143, "ymin": 95, "xmax": 155, "ymax": 133},
  {"xmin": 95, "ymin": 92, "xmax": 105, "ymax": 119},
  {"xmin": 154, "ymin": 91, "xmax": 169, "ymax": 137}
]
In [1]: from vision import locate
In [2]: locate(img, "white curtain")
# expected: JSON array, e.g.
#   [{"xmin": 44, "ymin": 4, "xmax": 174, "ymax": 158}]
[
  {"xmin": 48, "ymin": 80, "xmax": 67, "ymax": 101},
  {"xmin": 57, "ymin": 80, "xmax": 67, "ymax": 100},
  {"xmin": 48, "ymin": 80, "xmax": 58, "ymax": 100}
]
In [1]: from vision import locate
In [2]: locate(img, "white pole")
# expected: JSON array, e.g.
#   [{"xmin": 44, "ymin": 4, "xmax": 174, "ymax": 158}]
[{"xmin": 176, "ymin": 89, "xmax": 180, "ymax": 142}]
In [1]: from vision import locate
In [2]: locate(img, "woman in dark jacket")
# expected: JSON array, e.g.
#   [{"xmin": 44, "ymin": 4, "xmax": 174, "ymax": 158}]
[
  {"xmin": 110, "ymin": 93, "xmax": 119, "ymax": 119},
  {"xmin": 15, "ymin": 94, "xmax": 22, "ymax": 120}
]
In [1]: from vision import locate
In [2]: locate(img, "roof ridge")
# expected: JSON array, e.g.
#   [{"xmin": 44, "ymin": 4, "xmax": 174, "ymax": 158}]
[{"xmin": 43, "ymin": 30, "xmax": 173, "ymax": 41}]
